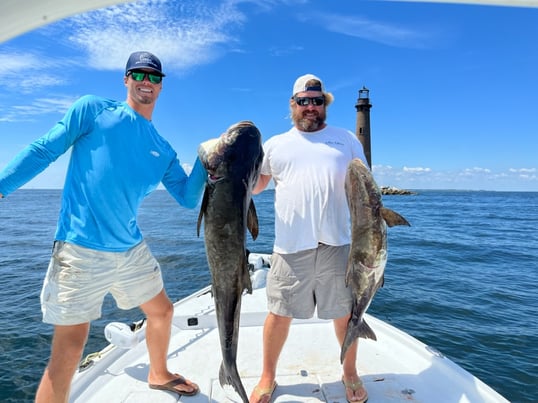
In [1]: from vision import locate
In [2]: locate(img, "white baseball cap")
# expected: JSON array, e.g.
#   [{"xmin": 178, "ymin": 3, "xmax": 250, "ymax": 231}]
[
  {"xmin": 292, "ymin": 74, "xmax": 326, "ymax": 96},
  {"xmin": 291, "ymin": 73, "xmax": 334, "ymax": 105}
]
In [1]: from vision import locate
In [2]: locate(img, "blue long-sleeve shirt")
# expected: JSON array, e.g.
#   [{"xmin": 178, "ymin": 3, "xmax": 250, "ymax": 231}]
[{"xmin": 0, "ymin": 95, "xmax": 206, "ymax": 251}]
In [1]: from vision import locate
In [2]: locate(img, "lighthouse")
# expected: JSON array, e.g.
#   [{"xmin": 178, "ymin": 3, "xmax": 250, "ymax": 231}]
[{"xmin": 355, "ymin": 86, "xmax": 372, "ymax": 168}]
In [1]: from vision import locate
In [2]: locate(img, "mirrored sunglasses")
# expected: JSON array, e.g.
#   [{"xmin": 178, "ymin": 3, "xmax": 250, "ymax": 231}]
[{"xmin": 129, "ymin": 70, "xmax": 163, "ymax": 84}]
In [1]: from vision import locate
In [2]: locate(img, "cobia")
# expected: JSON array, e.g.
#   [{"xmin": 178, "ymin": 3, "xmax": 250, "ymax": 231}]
[
  {"xmin": 197, "ymin": 121, "xmax": 264, "ymax": 402},
  {"xmin": 340, "ymin": 158, "xmax": 410, "ymax": 363}
]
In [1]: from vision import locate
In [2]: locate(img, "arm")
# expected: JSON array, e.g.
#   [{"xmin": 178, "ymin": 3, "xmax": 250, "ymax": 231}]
[
  {"xmin": 0, "ymin": 95, "xmax": 96, "ymax": 197},
  {"xmin": 162, "ymin": 157, "xmax": 207, "ymax": 209},
  {"xmin": 0, "ymin": 127, "xmax": 71, "ymax": 197},
  {"xmin": 253, "ymin": 174, "xmax": 272, "ymax": 195}
]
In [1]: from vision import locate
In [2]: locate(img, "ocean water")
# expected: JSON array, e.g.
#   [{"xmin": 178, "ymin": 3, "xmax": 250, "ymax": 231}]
[{"xmin": 0, "ymin": 189, "xmax": 536, "ymax": 402}]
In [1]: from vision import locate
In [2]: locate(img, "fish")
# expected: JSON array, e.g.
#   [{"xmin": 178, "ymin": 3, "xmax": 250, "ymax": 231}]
[
  {"xmin": 340, "ymin": 158, "xmax": 410, "ymax": 363},
  {"xmin": 197, "ymin": 120, "xmax": 264, "ymax": 402}
]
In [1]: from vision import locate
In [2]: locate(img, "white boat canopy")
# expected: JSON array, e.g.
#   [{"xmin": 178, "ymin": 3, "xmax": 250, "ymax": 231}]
[
  {"xmin": 1, "ymin": 0, "xmax": 133, "ymax": 43},
  {"xmin": 2, "ymin": 0, "xmax": 538, "ymax": 44}
]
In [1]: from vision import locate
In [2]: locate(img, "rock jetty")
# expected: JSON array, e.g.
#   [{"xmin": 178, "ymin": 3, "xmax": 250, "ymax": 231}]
[{"xmin": 381, "ymin": 186, "xmax": 416, "ymax": 195}]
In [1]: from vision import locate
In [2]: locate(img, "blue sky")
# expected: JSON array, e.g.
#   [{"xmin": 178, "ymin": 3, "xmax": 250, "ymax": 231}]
[{"xmin": 1, "ymin": 0, "xmax": 537, "ymax": 191}]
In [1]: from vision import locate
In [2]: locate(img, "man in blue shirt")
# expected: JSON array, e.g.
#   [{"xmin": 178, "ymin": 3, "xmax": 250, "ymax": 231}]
[{"xmin": 0, "ymin": 51, "xmax": 204, "ymax": 401}]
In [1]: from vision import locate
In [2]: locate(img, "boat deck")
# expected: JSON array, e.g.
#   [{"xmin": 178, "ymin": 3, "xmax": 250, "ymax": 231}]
[{"xmin": 70, "ymin": 266, "xmax": 508, "ymax": 402}]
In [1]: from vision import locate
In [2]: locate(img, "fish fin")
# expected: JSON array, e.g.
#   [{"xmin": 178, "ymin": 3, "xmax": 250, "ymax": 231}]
[
  {"xmin": 381, "ymin": 207, "xmax": 411, "ymax": 227},
  {"xmin": 247, "ymin": 199, "xmax": 259, "ymax": 240},
  {"xmin": 218, "ymin": 362, "xmax": 228, "ymax": 387},
  {"xmin": 196, "ymin": 189, "xmax": 209, "ymax": 237},
  {"xmin": 219, "ymin": 360, "xmax": 249, "ymax": 402},
  {"xmin": 340, "ymin": 317, "xmax": 378, "ymax": 363},
  {"xmin": 359, "ymin": 318, "xmax": 377, "ymax": 341}
]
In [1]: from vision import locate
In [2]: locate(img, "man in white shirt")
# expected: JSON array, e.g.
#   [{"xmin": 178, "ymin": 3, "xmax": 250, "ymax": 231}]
[{"xmin": 250, "ymin": 74, "xmax": 368, "ymax": 403}]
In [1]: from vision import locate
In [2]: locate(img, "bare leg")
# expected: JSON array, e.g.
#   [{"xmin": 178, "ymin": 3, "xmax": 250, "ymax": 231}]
[
  {"xmin": 334, "ymin": 315, "xmax": 358, "ymax": 377},
  {"xmin": 35, "ymin": 323, "xmax": 89, "ymax": 403},
  {"xmin": 140, "ymin": 289, "xmax": 198, "ymax": 394},
  {"xmin": 334, "ymin": 315, "xmax": 367, "ymax": 402},
  {"xmin": 249, "ymin": 312, "xmax": 292, "ymax": 403}
]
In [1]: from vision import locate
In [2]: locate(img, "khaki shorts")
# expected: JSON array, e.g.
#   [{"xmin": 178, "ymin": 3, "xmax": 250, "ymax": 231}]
[
  {"xmin": 41, "ymin": 240, "xmax": 163, "ymax": 325},
  {"xmin": 266, "ymin": 243, "xmax": 352, "ymax": 320}
]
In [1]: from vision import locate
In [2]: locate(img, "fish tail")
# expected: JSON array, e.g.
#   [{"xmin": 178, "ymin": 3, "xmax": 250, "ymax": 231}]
[
  {"xmin": 359, "ymin": 318, "xmax": 377, "ymax": 340},
  {"xmin": 219, "ymin": 361, "xmax": 249, "ymax": 403},
  {"xmin": 340, "ymin": 319, "xmax": 378, "ymax": 363}
]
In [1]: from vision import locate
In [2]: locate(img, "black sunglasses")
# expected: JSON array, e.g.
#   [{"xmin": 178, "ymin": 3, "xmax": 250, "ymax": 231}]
[
  {"xmin": 128, "ymin": 70, "xmax": 163, "ymax": 84},
  {"xmin": 294, "ymin": 96, "xmax": 325, "ymax": 106}
]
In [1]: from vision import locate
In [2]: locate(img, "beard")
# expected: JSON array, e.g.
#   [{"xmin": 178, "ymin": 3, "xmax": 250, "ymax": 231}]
[{"xmin": 292, "ymin": 108, "xmax": 326, "ymax": 132}]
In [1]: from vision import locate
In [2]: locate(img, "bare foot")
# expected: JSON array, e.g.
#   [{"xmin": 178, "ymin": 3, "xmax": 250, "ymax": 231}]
[
  {"xmin": 342, "ymin": 376, "xmax": 368, "ymax": 402},
  {"xmin": 149, "ymin": 373, "xmax": 199, "ymax": 396},
  {"xmin": 249, "ymin": 381, "xmax": 277, "ymax": 403}
]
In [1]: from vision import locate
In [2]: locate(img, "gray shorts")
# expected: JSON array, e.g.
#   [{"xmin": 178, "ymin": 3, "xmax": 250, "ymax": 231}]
[
  {"xmin": 266, "ymin": 243, "xmax": 352, "ymax": 320},
  {"xmin": 41, "ymin": 240, "xmax": 163, "ymax": 325}
]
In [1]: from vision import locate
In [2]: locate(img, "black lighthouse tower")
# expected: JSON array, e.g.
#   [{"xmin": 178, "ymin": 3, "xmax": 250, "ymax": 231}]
[{"xmin": 355, "ymin": 87, "xmax": 373, "ymax": 168}]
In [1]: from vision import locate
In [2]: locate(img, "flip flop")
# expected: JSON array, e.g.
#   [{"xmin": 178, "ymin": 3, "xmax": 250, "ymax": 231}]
[
  {"xmin": 149, "ymin": 374, "xmax": 200, "ymax": 396},
  {"xmin": 342, "ymin": 376, "xmax": 368, "ymax": 403},
  {"xmin": 250, "ymin": 381, "xmax": 277, "ymax": 403}
]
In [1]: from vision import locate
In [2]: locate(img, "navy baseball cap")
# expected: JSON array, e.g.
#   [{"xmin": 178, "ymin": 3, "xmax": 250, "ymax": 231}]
[{"xmin": 125, "ymin": 51, "xmax": 165, "ymax": 76}]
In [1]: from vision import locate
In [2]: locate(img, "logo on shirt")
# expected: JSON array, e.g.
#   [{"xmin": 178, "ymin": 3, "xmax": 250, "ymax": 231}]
[
  {"xmin": 150, "ymin": 150, "xmax": 160, "ymax": 158},
  {"xmin": 325, "ymin": 141, "xmax": 344, "ymax": 146}
]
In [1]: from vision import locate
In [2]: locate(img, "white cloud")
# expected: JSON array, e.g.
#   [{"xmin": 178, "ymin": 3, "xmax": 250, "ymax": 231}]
[
  {"xmin": 1, "ymin": 0, "xmax": 252, "ymax": 84},
  {"xmin": 462, "ymin": 167, "xmax": 491, "ymax": 174},
  {"xmin": 509, "ymin": 168, "xmax": 536, "ymax": 173},
  {"xmin": 402, "ymin": 166, "xmax": 432, "ymax": 173},
  {"xmin": 3, "ymin": 52, "xmax": 39, "ymax": 71},
  {"xmin": 0, "ymin": 0, "xmax": 254, "ymax": 121},
  {"xmin": 0, "ymin": 96, "xmax": 77, "ymax": 122},
  {"xmin": 373, "ymin": 164, "xmax": 538, "ymax": 191},
  {"xmin": 63, "ymin": 0, "xmax": 247, "ymax": 73},
  {"xmin": 2, "ymin": 52, "xmax": 74, "ymax": 93},
  {"xmin": 181, "ymin": 162, "xmax": 194, "ymax": 174},
  {"xmin": 298, "ymin": 12, "xmax": 436, "ymax": 48}
]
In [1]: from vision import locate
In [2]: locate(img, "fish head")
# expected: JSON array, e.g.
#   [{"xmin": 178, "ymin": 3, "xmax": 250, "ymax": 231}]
[
  {"xmin": 345, "ymin": 158, "xmax": 382, "ymax": 212},
  {"xmin": 198, "ymin": 121, "xmax": 263, "ymax": 187}
]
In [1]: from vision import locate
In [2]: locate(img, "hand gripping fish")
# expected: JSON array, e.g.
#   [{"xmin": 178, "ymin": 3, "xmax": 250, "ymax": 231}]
[
  {"xmin": 197, "ymin": 121, "xmax": 264, "ymax": 402},
  {"xmin": 340, "ymin": 158, "xmax": 410, "ymax": 363}
]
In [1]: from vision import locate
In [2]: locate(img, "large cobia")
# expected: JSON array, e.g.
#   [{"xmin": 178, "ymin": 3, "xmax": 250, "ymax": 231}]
[
  {"xmin": 197, "ymin": 121, "xmax": 264, "ymax": 402},
  {"xmin": 340, "ymin": 158, "xmax": 410, "ymax": 363}
]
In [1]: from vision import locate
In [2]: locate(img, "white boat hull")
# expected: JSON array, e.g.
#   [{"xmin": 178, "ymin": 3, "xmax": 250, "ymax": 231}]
[{"xmin": 70, "ymin": 255, "xmax": 508, "ymax": 402}]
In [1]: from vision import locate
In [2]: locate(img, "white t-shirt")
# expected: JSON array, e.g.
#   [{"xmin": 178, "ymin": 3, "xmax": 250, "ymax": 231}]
[{"xmin": 261, "ymin": 125, "xmax": 367, "ymax": 254}]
